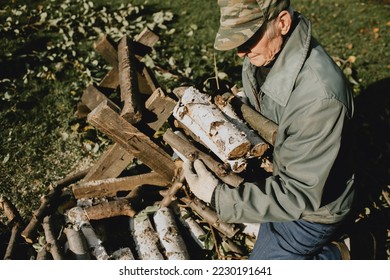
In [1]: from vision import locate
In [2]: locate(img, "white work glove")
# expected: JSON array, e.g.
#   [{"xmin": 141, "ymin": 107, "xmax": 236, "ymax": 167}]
[{"xmin": 183, "ymin": 159, "xmax": 219, "ymax": 203}]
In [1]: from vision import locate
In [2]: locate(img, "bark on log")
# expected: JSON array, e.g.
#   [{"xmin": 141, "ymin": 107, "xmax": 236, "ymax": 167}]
[
  {"xmin": 21, "ymin": 167, "xmax": 90, "ymax": 243},
  {"xmin": 82, "ymin": 184, "xmax": 162, "ymax": 221},
  {"xmin": 84, "ymin": 198, "xmax": 137, "ymax": 220},
  {"xmin": 94, "ymin": 28, "xmax": 159, "ymax": 92},
  {"xmin": 87, "ymin": 101, "xmax": 176, "ymax": 181},
  {"xmin": 66, "ymin": 207, "xmax": 109, "ymax": 260},
  {"xmin": 118, "ymin": 36, "xmax": 143, "ymax": 123},
  {"xmin": 153, "ymin": 207, "xmax": 190, "ymax": 260},
  {"xmin": 163, "ymin": 129, "xmax": 244, "ymax": 187},
  {"xmin": 36, "ymin": 246, "xmax": 51, "ymax": 260},
  {"xmin": 63, "ymin": 226, "xmax": 91, "ymax": 260},
  {"xmin": 181, "ymin": 197, "xmax": 239, "ymax": 238},
  {"xmin": 42, "ymin": 215, "xmax": 64, "ymax": 260},
  {"xmin": 73, "ymin": 172, "xmax": 169, "ymax": 199},
  {"xmin": 158, "ymin": 161, "xmax": 185, "ymax": 208},
  {"xmin": 131, "ymin": 215, "xmax": 164, "ymax": 260},
  {"xmin": 110, "ymin": 247, "xmax": 135, "ymax": 260},
  {"xmin": 214, "ymin": 94, "xmax": 269, "ymax": 157},
  {"xmin": 221, "ymin": 92, "xmax": 278, "ymax": 146},
  {"xmin": 83, "ymin": 143, "xmax": 135, "ymax": 182},
  {"xmin": 173, "ymin": 87, "xmax": 251, "ymax": 162},
  {"xmin": 0, "ymin": 196, "xmax": 24, "ymax": 259},
  {"xmin": 0, "ymin": 196, "xmax": 22, "ymax": 224},
  {"xmin": 179, "ymin": 207, "xmax": 206, "ymax": 249},
  {"xmin": 3, "ymin": 224, "xmax": 21, "ymax": 260}
]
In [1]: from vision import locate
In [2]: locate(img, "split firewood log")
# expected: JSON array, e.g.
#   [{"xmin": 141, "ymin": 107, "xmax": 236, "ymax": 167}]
[
  {"xmin": 66, "ymin": 207, "xmax": 109, "ymax": 260},
  {"xmin": 118, "ymin": 36, "xmax": 143, "ymax": 124},
  {"xmin": 72, "ymin": 172, "xmax": 169, "ymax": 199},
  {"xmin": 153, "ymin": 207, "xmax": 190, "ymax": 260},
  {"xmin": 87, "ymin": 101, "xmax": 176, "ymax": 181}
]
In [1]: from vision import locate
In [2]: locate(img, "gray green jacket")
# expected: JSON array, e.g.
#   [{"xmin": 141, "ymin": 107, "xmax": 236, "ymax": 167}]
[{"xmin": 213, "ymin": 13, "xmax": 355, "ymax": 224}]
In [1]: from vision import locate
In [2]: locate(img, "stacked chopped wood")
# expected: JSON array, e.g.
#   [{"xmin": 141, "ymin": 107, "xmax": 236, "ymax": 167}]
[{"xmin": 0, "ymin": 28, "xmax": 276, "ymax": 260}]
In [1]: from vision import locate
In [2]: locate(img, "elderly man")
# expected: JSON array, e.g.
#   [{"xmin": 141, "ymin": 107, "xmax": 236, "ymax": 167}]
[{"xmin": 183, "ymin": 0, "xmax": 355, "ymax": 259}]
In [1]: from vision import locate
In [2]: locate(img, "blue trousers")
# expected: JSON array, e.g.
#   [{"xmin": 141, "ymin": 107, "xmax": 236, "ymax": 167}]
[{"xmin": 249, "ymin": 219, "xmax": 343, "ymax": 260}]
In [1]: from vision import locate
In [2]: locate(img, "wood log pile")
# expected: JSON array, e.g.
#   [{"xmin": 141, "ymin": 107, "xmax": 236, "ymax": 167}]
[{"xmin": 0, "ymin": 28, "xmax": 278, "ymax": 260}]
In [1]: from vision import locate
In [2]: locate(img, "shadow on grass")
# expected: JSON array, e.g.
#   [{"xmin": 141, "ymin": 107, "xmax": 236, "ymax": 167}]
[{"xmin": 346, "ymin": 77, "xmax": 390, "ymax": 259}]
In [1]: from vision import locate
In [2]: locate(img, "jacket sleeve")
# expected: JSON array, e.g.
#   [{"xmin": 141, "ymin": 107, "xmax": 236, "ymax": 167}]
[{"xmin": 213, "ymin": 99, "xmax": 350, "ymax": 223}]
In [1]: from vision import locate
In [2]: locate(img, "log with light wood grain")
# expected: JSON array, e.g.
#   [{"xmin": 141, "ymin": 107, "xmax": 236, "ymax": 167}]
[
  {"xmin": 83, "ymin": 143, "xmax": 135, "ymax": 182},
  {"xmin": 20, "ymin": 167, "xmax": 90, "ymax": 243},
  {"xmin": 82, "ymin": 185, "xmax": 161, "ymax": 220},
  {"xmin": 81, "ymin": 84, "xmax": 120, "ymax": 113},
  {"xmin": 72, "ymin": 172, "xmax": 169, "ymax": 199},
  {"xmin": 118, "ymin": 36, "xmax": 143, "ymax": 123},
  {"xmin": 94, "ymin": 28, "xmax": 159, "ymax": 92},
  {"xmin": 87, "ymin": 100, "xmax": 176, "ymax": 181},
  {"xmin": 145, "ymin": 87, "xmax": 177, "ymax": 132}
]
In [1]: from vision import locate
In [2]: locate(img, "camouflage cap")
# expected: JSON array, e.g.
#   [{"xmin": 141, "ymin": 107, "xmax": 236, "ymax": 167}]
[{"xmin": 214, "ymin": 0, "xmax": 290, "ymax": 51}]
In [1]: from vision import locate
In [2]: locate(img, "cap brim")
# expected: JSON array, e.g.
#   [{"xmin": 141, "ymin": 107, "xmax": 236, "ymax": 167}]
[{"xmin": 214, "ymin": 20, "xmax": 263, "ymax": 51}]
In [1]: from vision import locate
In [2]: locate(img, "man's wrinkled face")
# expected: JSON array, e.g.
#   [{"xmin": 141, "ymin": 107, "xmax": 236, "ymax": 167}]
[{"xmin": 236, "ymin": 23, "xmax": 284, "ymax": 67}]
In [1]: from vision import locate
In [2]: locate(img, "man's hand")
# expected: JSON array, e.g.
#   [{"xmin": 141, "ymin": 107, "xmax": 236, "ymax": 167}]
[{"xmin": 183, "ymin": 159, "xmax": 219, "ymax": 203}]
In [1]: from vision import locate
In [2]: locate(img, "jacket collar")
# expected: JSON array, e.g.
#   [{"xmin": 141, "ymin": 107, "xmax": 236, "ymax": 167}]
[{"xmin": 261, "ymin": 13, "xmax": 312, "ymax": 107}]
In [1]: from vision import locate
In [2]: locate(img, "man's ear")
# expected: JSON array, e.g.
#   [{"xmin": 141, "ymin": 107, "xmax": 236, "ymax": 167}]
[{"xmin": 278, "ymin": 10, "xmax": 292, "ymax": 35}]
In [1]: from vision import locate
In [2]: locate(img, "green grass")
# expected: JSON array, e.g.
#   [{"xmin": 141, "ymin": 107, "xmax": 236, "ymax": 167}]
[{"xmin": 0, "ymin": 0, "xmax": 389, "ymax": 258}]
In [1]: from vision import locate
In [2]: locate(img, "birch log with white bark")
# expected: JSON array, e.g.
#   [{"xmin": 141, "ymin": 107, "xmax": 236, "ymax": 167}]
[
  {"xmin": 110, "ymin": 247, "xmax": 135, "ymax": 260},
  {"xmin": 66, "ymin": 207, "xmax": 109, "ymax": 260},
  {"xmin": 153, "ymin": 207, "xmax": 189, "ymax": 260},
  {"xmin": 42, "ymin": 215, "xmax": 64, "ymax": 260},
  {"xmin": 131, "ymin": 215, "xmax": 164, "ymax": 260},
  {"xmin": 63, "ymin": 226, "xmax": 91, "ymax": 260},
  {"xmin": 214, "ymin": 94, "xmax": 269, "ymax": 157},
  {"xmin": 173, "ymin": 87, "xmax": 258, "ymax": 173},
  {"xmin": 173, "ymin": 87, "xmax": 251, "ymax": 161},
  {"xmin": 179, "ymin": 207, "xmax": 206, "ymax": 249}
]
